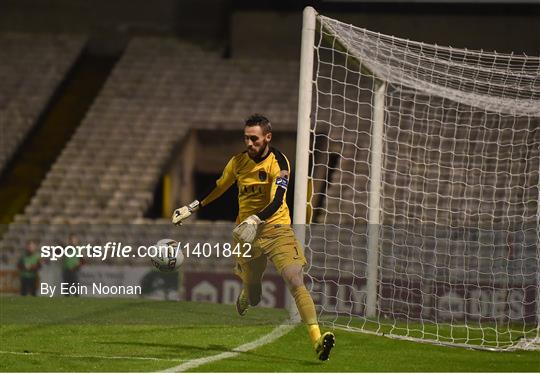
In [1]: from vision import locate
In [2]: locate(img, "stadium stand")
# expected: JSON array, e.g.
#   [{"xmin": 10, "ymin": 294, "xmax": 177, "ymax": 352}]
[
  {"xmin": 0, "ymin": 33, "xmax": 86, "ymax": 174},
  {"xmin": 1, "ymin": 38, "xmax": 300, "ymax": 269}
]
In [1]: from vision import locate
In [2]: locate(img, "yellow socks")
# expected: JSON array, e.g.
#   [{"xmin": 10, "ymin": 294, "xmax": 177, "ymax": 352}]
[
  {"xmin": 291, "ymin": 285, "xmax": 321, "ymax": 344},
  {"xmin": 308, "ymin": 324, "xmax": 322, "ymax": 345}
]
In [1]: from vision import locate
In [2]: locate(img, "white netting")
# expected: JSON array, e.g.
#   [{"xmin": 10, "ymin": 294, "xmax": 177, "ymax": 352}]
[{"xmin": 305, "ymin": 13, "xmax": 540, "ymax": 351}]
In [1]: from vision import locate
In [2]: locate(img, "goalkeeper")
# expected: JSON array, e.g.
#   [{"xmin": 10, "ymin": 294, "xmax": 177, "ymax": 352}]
[{"xmin": 172, "ymin": 114, "xmax": 335, "ymax": 361}]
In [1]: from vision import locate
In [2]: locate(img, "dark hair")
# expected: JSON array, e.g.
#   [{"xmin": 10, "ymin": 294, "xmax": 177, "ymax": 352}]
[{"xmin": 245, "ymin": 114, "xmax": 272, "ymax": 134}]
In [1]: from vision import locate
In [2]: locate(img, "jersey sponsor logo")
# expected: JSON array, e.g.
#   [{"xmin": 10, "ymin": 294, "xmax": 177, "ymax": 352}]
[
  {"xmin": 258, "ymin": 170, "xmax": 267, "ymax": 181},
  {"xmin": 276, "ymin": 177, "xmax": 288, "ymax": 188},
  {"xmin": 240, "ymin": 185, "xmax": 264, "ymax": 196}
]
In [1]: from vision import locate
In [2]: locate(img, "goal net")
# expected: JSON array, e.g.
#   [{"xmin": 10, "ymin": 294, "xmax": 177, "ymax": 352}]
[{"xmin": 298, "ymin": 8, "xmax": 540, "ymax": 351}]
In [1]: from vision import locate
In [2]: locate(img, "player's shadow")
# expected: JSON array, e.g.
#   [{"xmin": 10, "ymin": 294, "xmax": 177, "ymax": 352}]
[{"xmin": 100, "ymin": 341, "xmax": 319, "ymax": 366}]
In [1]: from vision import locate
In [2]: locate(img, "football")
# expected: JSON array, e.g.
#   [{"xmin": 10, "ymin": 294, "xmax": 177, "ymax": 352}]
[{"xmin": 151, "ymin": 238, "xmax": 184, "ymax": 272}]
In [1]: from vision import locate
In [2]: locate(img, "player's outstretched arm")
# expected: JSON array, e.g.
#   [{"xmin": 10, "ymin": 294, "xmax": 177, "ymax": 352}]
[
  {"xmin": 172, "ymin": 157, "xmax": 236, "ymax": 226},
  {"xmin": 172, "ymin": 200, "xmax": 200, "ymax": 225}
]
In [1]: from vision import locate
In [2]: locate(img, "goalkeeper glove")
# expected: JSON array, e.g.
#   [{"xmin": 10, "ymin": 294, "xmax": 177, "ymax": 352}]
[
  {"xmin": 172, "ymin": 200, "xmax": 200, "ymax": 226},
  {"xmin": 232, "ymin": 215, "xmax": 264, "ymax": 243}
]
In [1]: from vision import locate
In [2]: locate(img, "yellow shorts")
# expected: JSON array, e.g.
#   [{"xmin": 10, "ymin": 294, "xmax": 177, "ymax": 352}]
[{"xmin": 234, "ymin": 224, "xmax": 307, "ymax": 280}]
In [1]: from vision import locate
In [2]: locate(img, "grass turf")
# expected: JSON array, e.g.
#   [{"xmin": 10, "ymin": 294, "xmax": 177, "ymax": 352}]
[{"xmin": 1, "ymin": 296, "xmax": 538, "ymax": 372}]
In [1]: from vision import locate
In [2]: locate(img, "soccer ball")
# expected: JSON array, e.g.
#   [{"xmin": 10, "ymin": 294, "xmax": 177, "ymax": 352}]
[{"xmin": 151, "ymin": 239, "xmax": 184, "ymax": 272}]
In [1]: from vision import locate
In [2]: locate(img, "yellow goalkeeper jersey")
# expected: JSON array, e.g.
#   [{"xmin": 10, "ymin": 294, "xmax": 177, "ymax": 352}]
[{"xmin": 200, "ymin": 147, "xmax": 291, "ymax": 224}]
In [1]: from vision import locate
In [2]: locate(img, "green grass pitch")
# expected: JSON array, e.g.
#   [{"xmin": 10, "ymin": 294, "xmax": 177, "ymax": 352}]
[{"xmin": 1, "ymin": 296, "xmax": 538, "ymax": 372}]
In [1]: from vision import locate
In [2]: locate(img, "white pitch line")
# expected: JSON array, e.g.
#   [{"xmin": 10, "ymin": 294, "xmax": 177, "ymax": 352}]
[
  {"xmin": 162, "ymin": 322, "xmax": 297, "ymax": 373},
  {"xmin": 0, "ymin": 350, "xmax": 186, "ymax": 362}
]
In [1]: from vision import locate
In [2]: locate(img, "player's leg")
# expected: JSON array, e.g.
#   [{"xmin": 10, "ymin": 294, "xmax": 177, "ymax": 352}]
[
  {"xmin": 281, "ymin": 263, "xmax": 335, "ymax": 361},
  {"xmin": 234, "ymin": 254, "xmax": 268, "ymax": 315},
  {"xmin": 281, "ymin": 263, "xmax": 319, "ymax": 336},
  {"xmin": 265, "ymin": 226, "xmax": 335, "ymax": 361},
  {"xmin": 266, "ymin": 227, "xmax": 319, "ymax": 338},
  {"xmin": 244, "ymin": 255, "xmax": 267, "ymax": 307}
]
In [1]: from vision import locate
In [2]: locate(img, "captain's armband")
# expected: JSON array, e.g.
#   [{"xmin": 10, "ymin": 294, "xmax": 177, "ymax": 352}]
[{"xmin": 276, "ymin": 177, "xmax": 288, "ymax": 189}]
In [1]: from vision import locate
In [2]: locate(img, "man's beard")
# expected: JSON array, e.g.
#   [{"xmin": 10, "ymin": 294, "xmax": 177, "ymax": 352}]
[{"xmin": 249, "ymin": 140, "xmax": 269, "ymax": 160}]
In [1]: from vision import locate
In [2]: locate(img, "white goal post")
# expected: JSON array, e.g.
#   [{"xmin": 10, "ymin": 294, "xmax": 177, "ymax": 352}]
[{"xmin": 294, "ymin": 6, "xmax": 540, "ymax": 351}]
